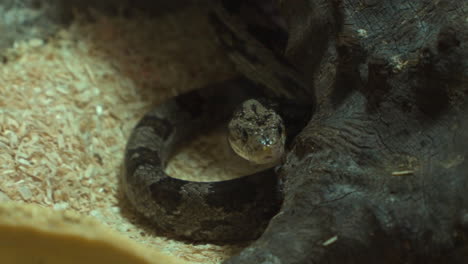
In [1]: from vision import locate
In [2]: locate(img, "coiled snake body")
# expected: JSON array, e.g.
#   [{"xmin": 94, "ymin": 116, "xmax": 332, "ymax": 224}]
[{"xmin": 121, "ymin": 5, "xmax": 314, "ymax": 243}]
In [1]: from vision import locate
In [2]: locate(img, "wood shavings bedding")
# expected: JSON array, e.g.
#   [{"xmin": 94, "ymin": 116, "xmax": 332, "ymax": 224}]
[{"xmin": 0, "ymin": 6, "xmax": 242, "ymax": 264}]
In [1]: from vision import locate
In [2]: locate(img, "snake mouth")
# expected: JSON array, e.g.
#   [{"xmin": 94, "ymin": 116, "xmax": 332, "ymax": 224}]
[
  {"xmin": 228, "ymin": 136, "xmax": 285, "ymax": 165},
  {"xmin": 256, "ymin": 144, "xmax": 285, "ymax": 164}
]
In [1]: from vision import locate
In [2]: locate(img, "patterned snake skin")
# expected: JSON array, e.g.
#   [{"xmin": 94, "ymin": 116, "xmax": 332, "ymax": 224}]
[{"xmin": 121, "ymin": 3, "xmax": 314, "ymax": 243}]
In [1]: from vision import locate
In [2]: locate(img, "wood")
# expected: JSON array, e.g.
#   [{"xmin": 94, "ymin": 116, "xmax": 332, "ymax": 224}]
[{"xmin": 224, "ymin": 0, "xmax": 468, "ymax": 263}]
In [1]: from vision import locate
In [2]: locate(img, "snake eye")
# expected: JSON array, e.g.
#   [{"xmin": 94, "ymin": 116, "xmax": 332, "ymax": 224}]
[
  {"xmin": 250, "ymin": 103, "xmax": 257, "ymax": 114},
  {"xmin": 277, "ymin": 124, "xmax": 283, "ymax": 135},
  {"xmin": 241, "ymin": 129, "xmax": 248, "ymax": 142}
]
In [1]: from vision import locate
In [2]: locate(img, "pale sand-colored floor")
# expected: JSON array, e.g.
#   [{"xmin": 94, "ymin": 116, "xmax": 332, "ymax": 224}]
[{"xmin": 0, "ymin": 7, "xmax": 255, "ymax": 263}]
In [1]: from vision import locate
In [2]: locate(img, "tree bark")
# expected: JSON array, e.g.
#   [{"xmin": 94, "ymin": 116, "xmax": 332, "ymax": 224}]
[{"xmin": 225, "ymin": 0, "xmax": 468, "ymax": 263}]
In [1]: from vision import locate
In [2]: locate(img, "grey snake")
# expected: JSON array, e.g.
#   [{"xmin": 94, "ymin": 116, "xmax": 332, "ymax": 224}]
[{"xmin": 121, "ymin": 4, "xmax": 314, "ymax": 243}]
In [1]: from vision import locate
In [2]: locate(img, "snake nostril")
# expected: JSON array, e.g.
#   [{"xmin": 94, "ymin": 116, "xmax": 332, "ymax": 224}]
[{"xmin": 261, "ymin": 136, "xmax": 273, "ymax": 146}]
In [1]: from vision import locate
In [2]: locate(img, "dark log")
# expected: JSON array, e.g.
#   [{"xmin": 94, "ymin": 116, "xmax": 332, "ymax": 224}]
[{"xmin": 225, "ymin": 0, "xmax": 468, "ymax": 263}]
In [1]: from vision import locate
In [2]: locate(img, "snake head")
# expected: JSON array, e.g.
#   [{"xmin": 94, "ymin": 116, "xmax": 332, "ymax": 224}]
[{"xmin": 228, "ymin": 99, "xmax": 286, "ymax": 165}]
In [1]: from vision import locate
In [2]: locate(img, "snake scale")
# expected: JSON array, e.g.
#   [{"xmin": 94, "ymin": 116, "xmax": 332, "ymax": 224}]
[{"xmin": 121, "ymin": 3, "xmax": 315, "ymax": 243}]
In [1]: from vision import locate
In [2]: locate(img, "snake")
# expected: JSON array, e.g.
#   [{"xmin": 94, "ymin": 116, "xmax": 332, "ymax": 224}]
[{"xmin": 121, "ymin": 3, "xmax": 315, "ymax": 243}]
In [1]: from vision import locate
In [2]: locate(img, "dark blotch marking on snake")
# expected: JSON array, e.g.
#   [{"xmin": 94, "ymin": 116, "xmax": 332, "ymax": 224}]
[
  {"xmin": 125, "ymin": 147, "xmax": 162, "ymax": 177},
  {"xmin": 204, "ymin": 168, "xmax": 281, "ymax": 215},
  {"xmin": 136, "ymin": 116, "xmax": 173, "ymax": 141},
  {"xmin": 149, "ymin": 178, "xmax": 185, "ymax": 214}
]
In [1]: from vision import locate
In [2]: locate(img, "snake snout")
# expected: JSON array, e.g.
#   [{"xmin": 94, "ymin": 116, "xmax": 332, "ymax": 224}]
[{"xmin": 261, "ymin": 135, "xmax": 274, "ymax": 147}]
